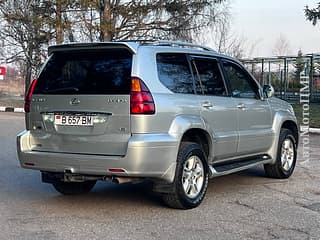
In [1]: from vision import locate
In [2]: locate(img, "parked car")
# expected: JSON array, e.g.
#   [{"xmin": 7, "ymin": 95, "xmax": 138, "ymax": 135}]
[{"xmin": 17, "ymin": 40, "xmax": 299, "ymax": 209}]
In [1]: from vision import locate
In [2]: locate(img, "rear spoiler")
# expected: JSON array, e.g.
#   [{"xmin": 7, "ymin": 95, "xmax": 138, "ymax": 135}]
[{"xmin": 48, "ymin": 42, "xmax": 138, "ymax": 55}]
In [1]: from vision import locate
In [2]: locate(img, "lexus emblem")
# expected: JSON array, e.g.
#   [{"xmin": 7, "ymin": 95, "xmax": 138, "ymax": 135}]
[{"xmin": 70, "ymin": 97, "xmax": 80, "ymax": 105}]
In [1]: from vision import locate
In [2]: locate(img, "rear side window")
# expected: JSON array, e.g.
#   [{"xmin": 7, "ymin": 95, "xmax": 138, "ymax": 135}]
[
  {"xmin": 156, "ymin": 53, "xmax": 194, "ymax": 94},
  {"xmin": 34, "ymin": 48, "xmax": 132, "ymax": 94}
]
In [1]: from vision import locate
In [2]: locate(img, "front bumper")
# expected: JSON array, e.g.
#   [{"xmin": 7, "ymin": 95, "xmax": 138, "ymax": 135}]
[{"xmin": 17, "ymin": 130, "xmax": 178, "ymax": 183}]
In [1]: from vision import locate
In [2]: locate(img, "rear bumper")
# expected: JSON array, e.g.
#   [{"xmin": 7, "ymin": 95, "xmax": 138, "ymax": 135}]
[{"xmin": 17, "ymin": 130, "xmax": 178, "ymax": 183}]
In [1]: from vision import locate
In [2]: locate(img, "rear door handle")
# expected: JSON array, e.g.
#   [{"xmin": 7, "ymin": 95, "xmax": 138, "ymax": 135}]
[
  {"xmin": 237, "ymin": 103, "xmax": 246, "ymax": 109},
  {"xmin": 201, "ymin": 101, "xmax": 213, "ymax": 109}
]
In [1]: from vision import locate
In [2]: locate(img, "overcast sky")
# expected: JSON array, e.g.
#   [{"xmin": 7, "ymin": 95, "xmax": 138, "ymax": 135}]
[{"xmin": 229, "ymin": 0, "xmax": 320, "ymax": 57}]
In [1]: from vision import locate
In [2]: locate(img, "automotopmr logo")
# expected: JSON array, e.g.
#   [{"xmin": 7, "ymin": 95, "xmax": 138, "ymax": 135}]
[{"xmin": 299, "ymin": 70, "xmax": 310, "ymax": 165}]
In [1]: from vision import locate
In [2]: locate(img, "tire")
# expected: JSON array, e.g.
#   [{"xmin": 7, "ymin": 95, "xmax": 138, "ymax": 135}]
[
  {"xmin": 162, "ymin": 142, "xmax": 209, "ymax": 209},
  {"xmin": 264, "ymin": 128, "xmax": 297, "ymax": 179},
  {"xmin": 52, "ymin": 180, "xmax": 96, "ymax": 195}
]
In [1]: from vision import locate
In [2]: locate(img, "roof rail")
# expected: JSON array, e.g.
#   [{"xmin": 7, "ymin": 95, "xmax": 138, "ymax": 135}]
[{"xmin": 122, "ymin": 40, "xmax": 215, "ymax": 52}]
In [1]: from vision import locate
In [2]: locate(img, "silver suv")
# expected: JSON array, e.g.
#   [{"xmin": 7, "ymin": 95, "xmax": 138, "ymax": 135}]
[{"xmin": 17, "ymin": 40, "xmax": 299, "ymax": 209}]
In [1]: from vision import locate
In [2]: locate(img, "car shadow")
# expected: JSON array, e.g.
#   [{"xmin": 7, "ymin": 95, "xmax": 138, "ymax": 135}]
[{"xmin": 37, "ymin": 167, "xmax": 271, "ymax": 211}]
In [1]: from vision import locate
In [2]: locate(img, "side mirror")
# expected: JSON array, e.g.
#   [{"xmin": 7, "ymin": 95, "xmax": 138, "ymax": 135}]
[{"xmin": 263, "ymin": 84, "xmax": 275, "ymax": 98}]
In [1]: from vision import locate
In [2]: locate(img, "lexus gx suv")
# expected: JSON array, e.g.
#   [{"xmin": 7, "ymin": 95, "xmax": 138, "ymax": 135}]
[{"xmin": 17, "ymin": 40, "xmax": 299, "ymax": 209}]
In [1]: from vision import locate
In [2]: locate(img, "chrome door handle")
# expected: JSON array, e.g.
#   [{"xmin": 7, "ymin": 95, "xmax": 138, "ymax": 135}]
[
  {"xmin": 237, "ymin": 103, "xmax": 245, "ymax": 109},
  {"xmin": 201, "ymin": 101, "xmax": 213, "ymax": 109}
]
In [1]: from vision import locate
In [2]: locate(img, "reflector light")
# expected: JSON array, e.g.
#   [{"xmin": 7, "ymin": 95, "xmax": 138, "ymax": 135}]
[{"xmin": 108, "ymin": 168, "xmax": 126, "ymax": 173}]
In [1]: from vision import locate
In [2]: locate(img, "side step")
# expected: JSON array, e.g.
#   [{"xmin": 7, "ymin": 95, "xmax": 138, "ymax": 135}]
[{"xmin": 209, "ymin": 155, "xmax": 272, "ymax": 178}]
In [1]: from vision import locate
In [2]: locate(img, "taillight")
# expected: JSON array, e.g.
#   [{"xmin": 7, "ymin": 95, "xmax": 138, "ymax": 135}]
[
  {"xmin": 130, "ymin": 77, "xmax": 155, "ymax": 114},
  {"xmin": 24, "ymin": 79, "xmax": 37, "ymax": 113}
]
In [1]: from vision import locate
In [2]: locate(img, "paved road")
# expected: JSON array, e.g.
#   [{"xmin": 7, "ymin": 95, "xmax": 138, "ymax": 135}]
[{"xmin": 0, "ymin": 112, "xmax": 319, "ymax": 240}]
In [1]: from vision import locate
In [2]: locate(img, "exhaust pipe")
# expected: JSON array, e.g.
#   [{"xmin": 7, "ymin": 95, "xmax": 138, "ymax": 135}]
[{"xmin": 111, "ymin": 176, "xmax": 141, "ymax": 184}]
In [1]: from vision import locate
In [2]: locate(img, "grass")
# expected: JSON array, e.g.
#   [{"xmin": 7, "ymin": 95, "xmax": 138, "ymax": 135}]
[{"xmin": 292, "ymin": 103, "xmax": 320, "ymax": 128}]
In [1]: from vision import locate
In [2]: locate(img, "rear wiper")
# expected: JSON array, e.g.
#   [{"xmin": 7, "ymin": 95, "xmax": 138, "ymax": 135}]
[{"xmin": 44, "ymin": 87, "xmax": 79, "ymax": 93}]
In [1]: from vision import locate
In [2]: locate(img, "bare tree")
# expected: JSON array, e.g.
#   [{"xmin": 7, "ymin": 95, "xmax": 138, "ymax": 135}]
[
  {"xmin": 0, "ymin": 0, "xmax": 230, "ymax": 88},
  {"xmin": 94, "ymin": 0, "xmax": 228, "ymax": 42},
  {"xmin": 0, "ymin": 0, "xmax": 52, "ymax": 90},
  {"xmin": 193, "ymin": 0, "xmax": 246, "ymax": 59},
  {"xmin": 272, "ymin": 34, "xmax": 292, "ymax": 56}
]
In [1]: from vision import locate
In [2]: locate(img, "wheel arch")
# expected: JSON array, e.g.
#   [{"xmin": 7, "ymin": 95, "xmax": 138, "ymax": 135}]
[
  {"xmin": 179, "ymin": 128, "xmax": 212, "ymax": 162},
  {"xmin": 168, "ymin": 115, "xmax": 214, "ymax": 163},
  {"xmin": 281, "ymin": 120, "xmax": 299, "ymax": 146}
]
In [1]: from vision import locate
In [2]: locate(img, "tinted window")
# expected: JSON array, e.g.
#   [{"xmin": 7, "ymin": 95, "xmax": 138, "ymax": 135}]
[
  {"xmin": 157, "ymin": 53, "xmax": 194, "ymax": 94},
  {"xmin": 34, "ymin": 49, "xmax": 132, "ymax": 94},
  {"xmin": 193, "ymin": 58, "xmax": 226, "ymax": 96},
  {"xmin": 222, "ymin": 61, "xmax": 258, "ymax": 99}
]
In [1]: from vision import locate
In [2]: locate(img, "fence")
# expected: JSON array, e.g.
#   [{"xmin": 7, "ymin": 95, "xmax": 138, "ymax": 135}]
[{"xmin": 242, "ymin": 53, "xmax": 320, "ymax": 103}]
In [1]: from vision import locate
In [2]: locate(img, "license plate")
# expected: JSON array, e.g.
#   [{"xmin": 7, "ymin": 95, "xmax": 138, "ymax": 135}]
[{"xmin": 54, "ymin": 115, "xmax": 93, "ymax": 126}]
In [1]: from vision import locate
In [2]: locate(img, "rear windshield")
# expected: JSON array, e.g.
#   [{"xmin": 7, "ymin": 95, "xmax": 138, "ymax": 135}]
[{"xmin": 34, "ymin": 48, "xmax": 132, "ymax": 94}]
